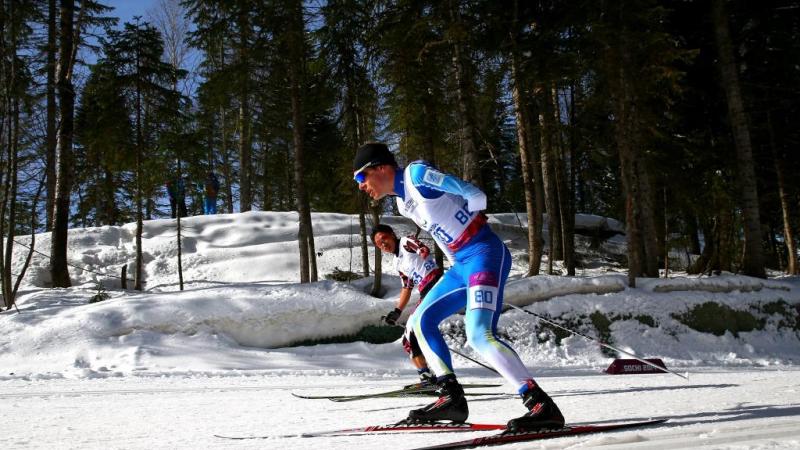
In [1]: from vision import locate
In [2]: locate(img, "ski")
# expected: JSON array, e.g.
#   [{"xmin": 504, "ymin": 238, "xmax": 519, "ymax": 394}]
[
  {"xmin": 411, "ymin": 418, "xmax": 669, "ymax": 450},
  {"xmin": 214, "ymin": 421, "xmax": 507, "ymax": 440},
  {"xmin": 326, "ymin": 391, "xmax": 508, "ymax": 403},
  {"xmin": 292, "ymin": 383, "xmax": 501, "ymax": 402}
]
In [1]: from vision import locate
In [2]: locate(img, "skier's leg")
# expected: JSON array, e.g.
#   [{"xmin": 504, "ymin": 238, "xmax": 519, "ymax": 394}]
[
  {"xmin": 408, "ymin": 269, "xmax": 466, "ymax": 378},
  {"xmin": 403, "ymin": 323, "xmax": 434, "ymax": 382},
  {"xmin": 463, "ymin": 240, "xmax": 532, "ymax": 390},
  {"xmin": 462, "ymin": 233, "xmax": 564, "ymax": 431},
  {"xmin": 406, "ymin": 270, "xmax": 470, "ymax": 423}
]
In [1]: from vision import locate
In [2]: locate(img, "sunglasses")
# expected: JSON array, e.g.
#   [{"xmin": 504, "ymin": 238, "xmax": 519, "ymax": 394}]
[
  {"xmin": 353, "ymin": 161, "xmax": 379, "ymax": 183},
  {"xmin": 354, "ymin": 171, "xmax": 367, "ymax": 183}
]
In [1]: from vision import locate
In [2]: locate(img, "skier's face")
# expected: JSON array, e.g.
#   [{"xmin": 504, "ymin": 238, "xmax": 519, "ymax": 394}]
[
  {"xmin": 357, "ymin": 165, "xmax": 395, "ymax": 200},
  {"xmin": 373, "ymin": 231, "xmax": 396, "ymax": 254}
]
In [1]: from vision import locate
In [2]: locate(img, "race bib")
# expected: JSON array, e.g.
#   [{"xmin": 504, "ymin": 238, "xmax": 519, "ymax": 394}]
[{"xmin": 469, "ymin": 286, "xmax": 498, "ymax": 311}]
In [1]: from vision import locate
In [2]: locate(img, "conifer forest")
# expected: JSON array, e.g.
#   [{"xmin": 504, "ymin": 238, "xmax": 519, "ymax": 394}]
[{"xmin": 0, "ymin": 0, "xmax": 798, "ymax": 308}]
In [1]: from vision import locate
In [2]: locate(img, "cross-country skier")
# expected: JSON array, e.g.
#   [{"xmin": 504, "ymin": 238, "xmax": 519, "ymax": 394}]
[
  {"xmin": 371, "ymin": 224, "xmax": 442, "ymax": 387},
  {"xmin": 353, "ymin": 142, "xmax": 564, "ymax": 432}
]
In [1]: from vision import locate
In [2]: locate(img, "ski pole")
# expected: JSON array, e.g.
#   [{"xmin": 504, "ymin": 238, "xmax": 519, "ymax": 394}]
[
  {"xmin": 389, "ymin": 323, "xmax": 500, "ymax": 375},
  {"xmin": 447, "ymin": 345, "xmax": 500, "ymax": 376},
  {"xmin": 506, "ymin": 303, "xmax": 690, "ymax": 381}
]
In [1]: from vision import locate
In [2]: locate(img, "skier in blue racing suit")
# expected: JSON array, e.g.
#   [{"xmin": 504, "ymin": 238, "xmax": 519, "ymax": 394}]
[{"xmin": 353, "ymin": 142, "xmax": 564, "ymax": 432}]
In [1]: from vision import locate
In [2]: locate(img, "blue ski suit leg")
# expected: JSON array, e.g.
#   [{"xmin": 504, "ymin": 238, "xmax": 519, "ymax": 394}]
[{"xmin": 408, "ymin": 227, "xmax": 532, "ymax": 391}]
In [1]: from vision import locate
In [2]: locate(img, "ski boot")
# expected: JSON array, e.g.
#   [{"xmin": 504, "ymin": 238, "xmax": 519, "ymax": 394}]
[
  {"xmin": 407, "ymin": 375, "xmax": 469, "ymax": 423},
  {"xmin": 506, "ymin": 380, "xmax": 565, "ymax": 432}
]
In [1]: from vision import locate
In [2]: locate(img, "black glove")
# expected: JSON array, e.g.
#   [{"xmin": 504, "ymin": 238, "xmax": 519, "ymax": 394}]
[{"xmin": 384, "ymin": 308, "xmax": 402, "ymax": 326}]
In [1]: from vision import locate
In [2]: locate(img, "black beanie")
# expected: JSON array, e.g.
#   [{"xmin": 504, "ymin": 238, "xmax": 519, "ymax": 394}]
[{"xmin": 353, "ymin": 142, "xmax": 397, "ymax": 172}]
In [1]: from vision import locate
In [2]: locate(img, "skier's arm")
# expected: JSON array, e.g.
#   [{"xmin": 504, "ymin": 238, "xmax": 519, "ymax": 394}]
[
  {"xmin": 385, "ymin": 275, "xmax": 414, "ymax": 325},
  {"xmin": 408, "ymin": 164, "xmax": 487, "ymax": 212},
  {"xmin": 403, "ymin": 236, "xmax": 431, "ymax": 259},
  {"xmin": 395, "ymin": 286, "xmax": 413, "ymax": 311}
]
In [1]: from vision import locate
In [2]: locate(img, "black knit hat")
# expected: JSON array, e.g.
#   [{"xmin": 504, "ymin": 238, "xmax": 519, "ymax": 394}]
[{"xmin": 353, "ymin": 142, "xmax": 397, "ymax": 174}]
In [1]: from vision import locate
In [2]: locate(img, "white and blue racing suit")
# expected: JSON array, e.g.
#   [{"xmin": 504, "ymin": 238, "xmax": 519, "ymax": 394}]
[{"xmin": 395, "ymin": 161, "xmax": 532, "ymax": 393}]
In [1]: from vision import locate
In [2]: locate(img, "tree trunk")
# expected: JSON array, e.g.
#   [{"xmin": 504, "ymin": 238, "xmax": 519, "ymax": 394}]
[
  {"xmin": 551, "ymin": 87, "xmax": 575, "ymax": 275},
  {"xmin": 448, "ymin": 0, "xmax": 482, "ymax": 189},
  {"xmin": 529, "ymin": 104, "xmax": 546, "ymax": 276},
  {"xmin": 3, "ymin": 82, "xmax": 19, "ymax": 306},
  {"xmin": 663, "ymin": 188, "xmax": 669, "ymax": 276},
  {"xmin": 568, "ymin": 83, "xmax": 583, "ymax": 212},
  {"xmin": 0, "ymin": 0, "xmax": 17, "ymax": 307},
  {"xmin": 51, "ymin": 0, "xmax": 76, "ymax": 288},
  {"xmin": 420, "ymin": 95, "xmax": 446, "ymax": 271},
  {"xmin": 176, "ymin": 156, "xmax": 184, "ymax": 291},
  {"xmin": 217, "ymin": 39, "xmax": 234, "ymax": 214},
  {"xmin": 237, "ymin": 1, "xmax": 252, "ymax": 212},
  {"xmin": 220, "ymin": 106, "xmax": 233, "ymax": 213},
  {"xmin": 370, "ymin": 201, "xmax": 383, "ymax": 297},
  {"xmin": 344, "ymin": 62, "xmax": 370, "ymax": 278},
  {"xmin": 767, "ymin": 111, "xmax": 798, "ymax": 274},
  {"xmin": 0, "ymin": 1, "xmax": 5, "ymax": 154},
  {"xmin": 288, "ymin": 0, "xmax": 316, "ymax": 283},
  {"xmin": 134, "ymin": 38, "xmax": 144, "ymax": 291},
  {"xmin": 711, "ymin": 0, "xmax": 765, "ymax": 278},
  {"xmin": 716, "ymin": 203, "xmax": 734, "ymax": 273},
  {"xmin": 605, "ymin": 7, "xmax": 661, "ymax": 285},
  {"xmin": 10, "ymin": 177, "xmax": 46, "ymax": 309},
  {"xmin": 358, "ymin": 200, "xmax": 369, "ymax": 277},
  {"xmin": 635, "ymin": 157, "xmax": 660, "ymax": 277},
  {"xmin": 510, "ymin": 7, "xmax": 543, "ymax": 277},
  {"xmin": 538, "ymin": 88, "xmax": 561, "ymax": 273},
  {"xmin": 46, "ymin": 0, "xmax": 57, "ymax": 231}
]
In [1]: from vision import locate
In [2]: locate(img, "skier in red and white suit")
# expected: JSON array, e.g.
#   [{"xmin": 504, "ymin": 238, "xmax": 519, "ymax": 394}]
[{"xmin": 372, "ymin": 224, "xmax": 442, "ymax": 386}]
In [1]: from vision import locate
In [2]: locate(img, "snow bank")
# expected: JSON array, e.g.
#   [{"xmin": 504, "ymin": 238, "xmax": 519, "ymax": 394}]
[
  {"xmin": 638, "ymin": 273, "xmax": 793, "ymax": 293},
  {"xmin": 3, "ymin": 211, "xmax": 800, "ymax": 379},
  {"xmin": 489, "ymin": 213, "xmax": 625, "ymax": 235},
  {"xmin": 0, "ymin": 281, "xmax": 395, "ymax": 378},
  {"xmin": 504, "ymin": 275, "xmax": 627, "ymax": 306}
]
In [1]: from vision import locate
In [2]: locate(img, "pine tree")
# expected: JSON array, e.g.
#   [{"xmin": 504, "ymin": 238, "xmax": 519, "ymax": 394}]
[
  {"xmin": 100, "ymin": 19, "xmax": 180, "ymax": 290},
  {"xmin": 318, "ymin": 0, "xmax": 379, "ymax": 277},
  {"xmin": 50, "ymin": 0, "xmax": 78, "ymax": 288},
  {"xmin": 711, "ymin": 0, "xmax": 766, "ymax": 278}
]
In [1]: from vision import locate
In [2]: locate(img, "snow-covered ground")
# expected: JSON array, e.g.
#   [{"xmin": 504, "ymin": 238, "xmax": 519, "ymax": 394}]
[
  {"xmin": 2, "ymin": 211, "xmax": 800, "ymax": 448},
  {"xmin": 2, "ymin": 368, "xmax": 799, "ymax": 449}
]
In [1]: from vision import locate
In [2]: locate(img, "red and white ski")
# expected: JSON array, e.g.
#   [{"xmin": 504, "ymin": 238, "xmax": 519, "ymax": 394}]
[
  {"xmin": 411, "ymin": 419, "xmax": 668, "ymax": 450},
  {"xmin": 214, "ymin": 421, "xmax": 507, "ymax": 440}
]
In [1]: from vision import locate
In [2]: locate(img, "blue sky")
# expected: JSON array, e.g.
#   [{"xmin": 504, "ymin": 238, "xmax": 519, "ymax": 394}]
[{"xmin": 105, "ymin": 0, "xmax": 159, "ymax": 26}]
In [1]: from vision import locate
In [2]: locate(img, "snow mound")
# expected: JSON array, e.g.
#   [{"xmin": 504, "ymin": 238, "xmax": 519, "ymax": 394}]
[{"xmin": 3, "ymin": 211, "xmax": 800, "ymax": 379}]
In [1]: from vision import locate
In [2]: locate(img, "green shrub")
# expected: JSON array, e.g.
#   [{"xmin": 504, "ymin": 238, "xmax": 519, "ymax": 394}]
[
  {"xmin": 89, "ymin": 283, "xmax": 111, "ymax": 304},
  {"xmin": 289, "ymin": 325, "xmax": 403, "ymax": 347},
  {"xmin": 589, "ymin": 311, "xmax": 617, "ymax": 357},
  {"xmin": 325, "ymin": 267, "xmax": 364, "ymax": 282},
  {"xmin": 634, "ymin": 315, "xmax": 657, "ymax": 328},
  {"xmin": 673, "ymin": 302, "xmax": 764, "ymax": 337}
]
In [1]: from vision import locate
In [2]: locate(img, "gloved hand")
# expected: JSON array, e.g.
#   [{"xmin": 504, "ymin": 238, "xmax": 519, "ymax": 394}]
[
  {"xmin": 418, "ymin": 246, "xmax": 430, "ymax": 259},
  {"xmin": 384, "ymin": 308, "xmax": 402, "ymax": 326}
]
